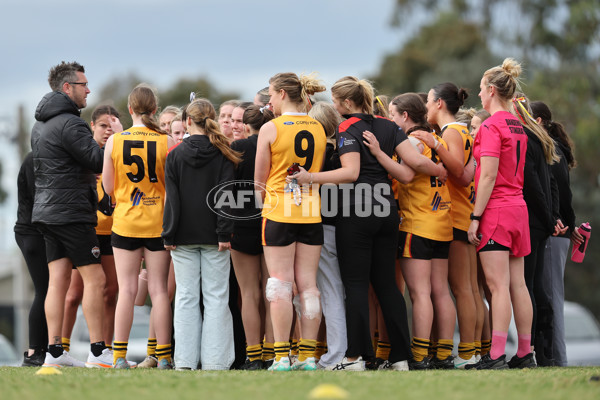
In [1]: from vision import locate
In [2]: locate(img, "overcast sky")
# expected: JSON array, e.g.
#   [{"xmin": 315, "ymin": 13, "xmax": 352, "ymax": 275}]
[
  {"xmin": 0, "ymin": 0, "xmax": 420, "ymax": 250},
  {"xmin": 0, "ymin": 0, "xmax": 415, "ymax": 122}
]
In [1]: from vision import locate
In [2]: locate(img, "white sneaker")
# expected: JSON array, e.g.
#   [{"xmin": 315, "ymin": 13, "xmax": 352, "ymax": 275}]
[
  {"xmin": 379, "ymin": 359, "xmax": 409, "ymax": 371},
  {"xmin": 332, "ymin": 356, "xmax": 365, "ymax": 371},
  {"xmin": 86, "ymin": 348, "xmax": 114, "ymax": 368},
  {"xmin": 454, "ymin": 355, "xmax": 478, "ymax": 369},
  {"xmin": 43, "ymin": 351, "xmax": 85, "ymax": 368}
]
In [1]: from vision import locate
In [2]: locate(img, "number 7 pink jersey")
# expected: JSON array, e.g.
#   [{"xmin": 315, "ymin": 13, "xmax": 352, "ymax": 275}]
[
  {"xmin": 111, "ymin": 126, "xmax": 169, "ymax": 237},
  {"xmin": 474, "ymin": 110, "xmax": 528, "ymax": 208}
]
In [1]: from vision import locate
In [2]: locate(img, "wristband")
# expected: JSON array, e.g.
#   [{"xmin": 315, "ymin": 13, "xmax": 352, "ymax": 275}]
[{"xmin": 470, "ymin": 213, "xmax": 481, "ymax": 221}]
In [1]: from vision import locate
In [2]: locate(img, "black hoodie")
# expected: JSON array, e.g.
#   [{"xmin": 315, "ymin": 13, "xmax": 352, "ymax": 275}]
[
  {"xmin": 162, "ymin": 134, "xmax": 235, "ymax": 246},
  {"xmin": 30, "ymin": 91, "xmax": 103, "ymax": 225}
]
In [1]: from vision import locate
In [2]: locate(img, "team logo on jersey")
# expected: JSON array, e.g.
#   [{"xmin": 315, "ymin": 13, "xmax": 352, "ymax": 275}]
[
  {"xmin": 431, "ymin": 191, "xmax": 443, "ymax": 211},
  {"xmin": 91, "ymin": 246, "xmax": 100, "ymax": 258},
  {"xmin": 121, "ymin": 131, "xmax": 131, "ymax": 135},
  {"xmin": 130, "ymin": 187, "xmax": 144, "ymax": 206},
  {"xmin": 284, "ymin": 121, "xmax": 294, "ymax": 125},
  {"xmin": 339, "ymin": 137, "xmax": 355, "ymax": 148}
]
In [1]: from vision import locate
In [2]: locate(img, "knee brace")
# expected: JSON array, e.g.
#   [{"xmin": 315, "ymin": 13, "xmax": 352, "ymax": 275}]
[
  {"xmin": 265, "ymin": 278, "xmax": 293, "ymax": 303},
  {"xmin": 300, "ymin": 288, "xmax": 321, "ymax": 320}
]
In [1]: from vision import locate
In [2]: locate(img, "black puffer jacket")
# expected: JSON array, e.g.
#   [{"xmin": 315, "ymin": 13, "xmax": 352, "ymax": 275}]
[{"xmin": 30, "ymin": 91, "xmax": 103, "ymax": 225}]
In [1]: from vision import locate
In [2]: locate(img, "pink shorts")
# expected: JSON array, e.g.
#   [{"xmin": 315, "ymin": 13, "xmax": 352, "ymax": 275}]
[{"xmin": 477, "ymin": 205, "xmax": 531, "ymax": 257}]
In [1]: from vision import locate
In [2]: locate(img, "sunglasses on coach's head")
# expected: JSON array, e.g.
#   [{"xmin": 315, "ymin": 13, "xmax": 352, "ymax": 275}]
[{"xmin": 69, "ymin": 82, "xmax": 88, "ymax": 87}]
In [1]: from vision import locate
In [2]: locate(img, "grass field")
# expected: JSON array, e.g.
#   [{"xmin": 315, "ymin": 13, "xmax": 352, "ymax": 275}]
[{"xmin": 1, "ymin": 366, "xmax": 599, "ymax": 400}]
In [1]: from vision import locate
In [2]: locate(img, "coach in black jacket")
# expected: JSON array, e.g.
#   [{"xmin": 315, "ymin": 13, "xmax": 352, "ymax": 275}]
[{"xmin": 30, "ymin": 62, "xmax": 110, "ymax": 368}]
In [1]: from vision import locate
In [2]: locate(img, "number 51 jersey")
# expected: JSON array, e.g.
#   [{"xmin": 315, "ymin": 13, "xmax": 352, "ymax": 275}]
[
  {"xmin": 263, "ymin": 114, "xmax": 326, "ymax": 223},
  {"xmin": 111, "ymin": 126, "xmax": 169, "ymax": 238}
]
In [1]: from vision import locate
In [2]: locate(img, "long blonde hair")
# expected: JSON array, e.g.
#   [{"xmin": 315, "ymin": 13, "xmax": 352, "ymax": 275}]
[
  {"xmin": 512, "ymin": 94, "xmax": 559, "ymax": 165},
  {"xmin": 183, "ymin": 98, "xmax": 242, "ymax": 165}
]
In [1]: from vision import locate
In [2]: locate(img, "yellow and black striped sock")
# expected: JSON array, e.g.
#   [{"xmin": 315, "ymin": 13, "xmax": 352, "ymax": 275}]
[
  {"xmin": 428, "ymin": 340, "xmax": 438, "ymax": 359},
  {"xmin": 315, "ymin": 341, "xmax": 327, "ymax": 360},
  {"xmin": 62, "ymin": 337, "xmax": 71, "ymax": 353},
  {"xmin": 298, "ymin": 338, "xmax": 316, "ymax": 362},
  {"xmin": 274, "ymin": 341, "xmax": 290, "ymax": 362},
  {"xmin": 106, "ymin": 343, "xmax": 113, "ymax": 351},
  {"xmin": 481, "ymin": 339, "xmax": 491, "ymax": 355},
  {"xmin": 458, "ymin": 342, "xmax": 476, "ymax": 360},
  {"xmin": 411, "ymin": 337, "xmax": 430, "ymax": 362},
  {"xmin": 474, "ymin": 340, "xmax": 482, "ymax": 356},
  {"xmin": 290, "ymin": 339, "xmax": 299, "ymax": 356},
  {"xmin": 437, "ymin": 339, "xmax": 453, "ymax": 361},
  {"xmin": 147, "ymin": 338, "xmax": 157, "ymax": 357},
  {"xmin": 113, "ymin": 341, "xmax": 128, "ymax": 364},
  {"xmin": 375, "ymin": 341, "xmax": 391, "ymax": 360},
  {"xmin": 262, "ymin": 342, "xmax": 275, "ymax": 361},
  {"xmin": 247, "ymin": 344, "xmax": 262, "ymax": 362},
  {"xmin": 155, "ymin": 344, "xmax": 172, "ymax": 362}
]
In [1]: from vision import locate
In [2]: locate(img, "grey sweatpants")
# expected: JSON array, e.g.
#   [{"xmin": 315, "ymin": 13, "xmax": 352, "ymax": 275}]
[
  {"xmin": 316, "ymin": 224, "xmax": 347, "ymax": 367},
  {"xmin": 543, "ymin": 236, "xmax": 569, "ymax": 366}
]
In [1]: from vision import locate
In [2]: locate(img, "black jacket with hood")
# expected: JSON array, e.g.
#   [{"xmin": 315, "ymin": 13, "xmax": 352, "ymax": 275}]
[
  {"xmin": 30, "ymin": 91, "xmax": 103, "ymax": 225},
  {"xmin": 162, "ymin": 134, "xmax": 235, "ymax": 246}
]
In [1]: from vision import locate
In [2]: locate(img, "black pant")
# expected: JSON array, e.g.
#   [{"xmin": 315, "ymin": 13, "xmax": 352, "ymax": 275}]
[
  {"xmin": 524, "ymin": 228, "xmax": 554, "ymax": 363},
  {"xmin": 336, "ymin": 208, "xmax": 411, "ymax": 363},
  {"xmin": 15, "ymin": 232, "xmax": 49, "ymax": 351}
]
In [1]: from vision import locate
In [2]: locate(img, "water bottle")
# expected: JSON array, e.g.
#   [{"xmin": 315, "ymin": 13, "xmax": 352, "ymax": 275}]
[{"xmin": 571, "ymin": 222, "xmax": 591, "ymax": 263}]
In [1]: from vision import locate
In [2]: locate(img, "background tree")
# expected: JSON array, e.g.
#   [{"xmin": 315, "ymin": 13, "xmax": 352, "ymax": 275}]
[
  {"xmin": 380, "ymin": 0, "xmax": 600, "ymax": 318},
  {"xmin": 82, "ymin": 74, "xmax": 240, "ymax": 128}
]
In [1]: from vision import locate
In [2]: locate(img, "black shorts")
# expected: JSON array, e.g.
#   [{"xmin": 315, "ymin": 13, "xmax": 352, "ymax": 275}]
[
  {"xmin": 97, "ymin": 234, "xmax": 113, "ymax": 256},
  {"xmin": 453, "ymin": 228, "xmax": 469, "ymax": 242},
  {"xmin": 36, "ymin": 223, "xmax": 101, "ymax": 267},
  {"xmin": 479, "ymin": 238, "xmax": 510, "ymax": 252},
  {"xmin": 231, "ymin": 227, "xmax": 263, "ymax": 255},
  {"xmin": 261, "ymin": 218, "xmax": 324, "ymax": 247},
  {"xmin": 398, "ymin": 231, "xmax": 450, "ymax": 260},
  {"xmin": 111, "ymin": 232, "xmax": 165, "ymax": 252}
]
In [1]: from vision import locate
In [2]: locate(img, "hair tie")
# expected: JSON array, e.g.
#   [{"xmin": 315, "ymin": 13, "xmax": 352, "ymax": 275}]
[
  {"xmin": 189, "ymin": 92, "xmax": 196, "ymax": 102},
  {"xmin": 375, "ymin": 96, "xmax": 385, "ymax": 110},
  {"xmin": 512, "ymin": 97, "xmax": 537, "ymax": 125},
  {"xmin": 140, "ymin": 112, "xmax": 149, "ymax": 116}
]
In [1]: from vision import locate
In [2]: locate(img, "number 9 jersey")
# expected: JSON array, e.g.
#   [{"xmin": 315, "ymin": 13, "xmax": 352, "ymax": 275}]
[
  {"xmin": 111, "ymin": 126, "xmax": 169, "ymax": 238},
  {"xmin": 263, "ymin": 114, "xmax": 326, "ymax": 224}
]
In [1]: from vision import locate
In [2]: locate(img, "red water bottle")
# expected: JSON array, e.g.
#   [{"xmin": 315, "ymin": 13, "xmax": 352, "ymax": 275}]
[{"xmin": 571, "ymin": 222, "xmax": 591, "ymax": 263}]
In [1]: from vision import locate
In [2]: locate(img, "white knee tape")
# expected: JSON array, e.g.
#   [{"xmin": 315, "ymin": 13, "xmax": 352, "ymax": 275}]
[
  {"xmin": 265, "ymin": 278, "xmax": 293, "ymax": 303},
  {"xmin": 301, "ymin": 288, "xmax": 321, "ymax": 320}
]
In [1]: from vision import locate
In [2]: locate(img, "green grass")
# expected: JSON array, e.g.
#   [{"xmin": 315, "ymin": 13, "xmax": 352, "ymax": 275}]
[{"xmin": 1, "ymin": 367, "xmax": 599, "ymax": 400}]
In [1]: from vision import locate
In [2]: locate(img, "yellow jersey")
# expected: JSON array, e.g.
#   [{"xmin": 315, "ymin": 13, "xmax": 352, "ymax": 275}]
[
  {"xmin": 263, "ymin": 114, "xmax": 326, "ymax": 224},
  {"xmin": 95, "ymin": 175, "xmax": 113, "ymax": 235},
  {"xmin": 111, "ymin": 126, "xmax": 169, "ymax": 238},
  {"xmin": 398, "ymin": 132, "xmax": 453, "ymax": 241},
  {"xmin": 443, "ymin": 122, "xmax": 475, "ymax": 232}
]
